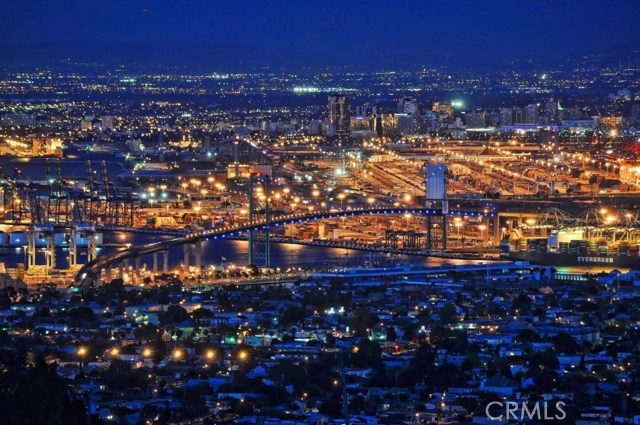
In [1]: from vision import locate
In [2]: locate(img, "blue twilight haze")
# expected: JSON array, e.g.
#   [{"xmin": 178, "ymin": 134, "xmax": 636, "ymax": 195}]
[{"xmin": 1, "ymin": 0, "xmax": 639, "ymax": 69}]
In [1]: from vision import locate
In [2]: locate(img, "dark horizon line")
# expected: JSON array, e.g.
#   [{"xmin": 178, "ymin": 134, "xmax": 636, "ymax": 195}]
[{"xmin": 1, "ymin": 38, "xmax": 639, "ymax": 72}]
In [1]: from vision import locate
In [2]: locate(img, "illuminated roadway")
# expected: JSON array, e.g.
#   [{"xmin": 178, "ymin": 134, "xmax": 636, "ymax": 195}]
[{"xmin": 74, "ymin": 206, "xmax": 494, "ymax": 287}]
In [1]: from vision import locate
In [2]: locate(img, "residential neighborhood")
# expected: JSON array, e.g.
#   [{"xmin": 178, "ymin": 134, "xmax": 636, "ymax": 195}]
[{"xmin": 2, "ymin": 267, "xmax": 640, "ymax": 424}]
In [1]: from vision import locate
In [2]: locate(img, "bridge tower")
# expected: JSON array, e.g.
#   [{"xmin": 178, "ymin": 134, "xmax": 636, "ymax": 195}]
[
  {"xmin": 247, "ymin": 170, "xmax": 272, "ymax": 267},
  {"xmin": 425, "ymin": 163, "xmax": 448, "ymax": 251}
]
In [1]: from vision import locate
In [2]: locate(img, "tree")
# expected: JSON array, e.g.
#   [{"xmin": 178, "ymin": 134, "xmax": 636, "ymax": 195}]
[
  {"xmin": 348, "ymin": 308, "xmax": 379, "ymax": 337},
  {"xmin": 427, "ymin": 363, "xmax": 461, "ymax": 388},
  {"xmin": 552, "ymin": 333, "xmax": 580, "ymax": 355},
  {"xmin": 512, "ymin": 294, "xmax": 532, "ymax": 313},
  {"xmin": 163, "ymin": 305, "xmax": 188, "ymax": 324},
  {"xmin": 438, "ymin": 303, "xmax": 458, "ymax": 324},
  {"xmin": 184, "ymin": 383, "xmax": 211, "ymax": 416},
  {"xmin": 516, "ymin": 329, "xmax": 541, "ymax": 343},
  {"xmin": 68, "ymin": 306, "xmax": 95, "ymax": 322},
  {"xmin": 279, "ymin": 306, "xmax": 306, "ymax": 328},
  {"xmin": 529, "ymin": 351, "xmax": 560, "ymax": 370},
  {"xmin": 397, "ymin": 344, "xmax": 435, "ymax": 386},
  {"xmin": 386, "ymin": 326, "xmax": 397, "ymax": 342},
  {"xmin": 192, "ymin": 307, "xmax": 213, "ymax": 325},
  {"xmin": 351, "ymin": 339, "xmax": 383, "ymax": 369},
  {"xmin": 134, "ymin": 324, "xmax": 159, "ymax": 343},
  {"xmin": 0, "ymin": 353, "xmax": 87, "ymax": 425},
  {"xmin": 319, "ymin": 392, "xmax": 343, "ymax": 417},
  {"xmin": 102, "ymin": 359, "xmax": 149, "ymax": 391}
]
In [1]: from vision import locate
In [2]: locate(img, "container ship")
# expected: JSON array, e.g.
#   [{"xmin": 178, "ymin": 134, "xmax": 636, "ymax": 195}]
[{"xmin": 500, "ymin": 219, "xmax": 640, "ymax": 268}]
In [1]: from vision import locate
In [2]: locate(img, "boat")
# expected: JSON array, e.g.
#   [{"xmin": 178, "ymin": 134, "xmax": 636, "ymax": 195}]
[
  {"xmin": 500, "ymin": 218, "xmax": 640, "ymax": 268},
  {"xmin": 500, "ymin": 245, "xmax": 640, "ymax": 267}
]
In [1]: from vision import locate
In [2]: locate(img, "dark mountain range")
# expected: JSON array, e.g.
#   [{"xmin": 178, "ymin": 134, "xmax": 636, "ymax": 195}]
[{"xmin": 1, "ymin": 39, "xmax": 639, "ymax": 72}]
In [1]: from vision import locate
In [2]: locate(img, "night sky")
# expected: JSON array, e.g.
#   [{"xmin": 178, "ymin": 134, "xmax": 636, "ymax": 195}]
[{"xmin": 1, "ymin": 1, "xmax": 639, "ymax": 64}]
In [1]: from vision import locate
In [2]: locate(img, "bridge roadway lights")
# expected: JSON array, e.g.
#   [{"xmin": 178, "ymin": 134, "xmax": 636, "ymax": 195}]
[{"xmin": 84, "ymin": 208, "xmax": 497, "ymax": 285}]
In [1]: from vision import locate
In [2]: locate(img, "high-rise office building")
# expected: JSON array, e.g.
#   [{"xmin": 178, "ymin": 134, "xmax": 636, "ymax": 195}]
[
  {"xmin": 396, "ymin": 97, "xmax": 419, "ymax": 134},
  {"xmin": 398, "ymin": 97, "xmax": 419, "ymax": 115},
  {"xmin": 432, "ymin": 102, "xmax": 453, "ymax": 117},
  {"xmin": 512, "ymin": 107, "xmax": 525, "ymax": 124},
  {"xmin": 544, "ymin": 98, "xmax": 558, "ymax": 121},
  {"xmin": 396, "ymin": 113, "xmax": 416, "ymax": 135},
  {"xmin": 355, "ymin": 102, "xmax": 377, "ymax": 118},
  {"xmin": 328, "ymin": 95, "xmax": 348, "ymax": 132},
  {"xmin": 499, "ymin": 108, "xmax": 513, "ymax": 126},
  {"xmin": 524, "ymin": 104, "xmax": 539, "ymax": 125},
  {"xmin": 423, "ymin": 111, "xmax": 439, "ymax": 132}
]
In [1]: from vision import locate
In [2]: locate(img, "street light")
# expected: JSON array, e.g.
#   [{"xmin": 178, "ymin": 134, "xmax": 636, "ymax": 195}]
[
  {"xmin": 77, "ymin": 347, "xmax": 87, "ymax": 368},
  {"xmin": 173, "ymin": 348, "xmax": 183, "ymax": 360},
  {"xmin": 206, "ymin": 349, "xmax": 215, "ymax": 361},
  {"xmin": 338, "ymin": 193, "xmax": 345, "ymax": 209},
  {"xmin": 142, "ymin": 348, "xmax": 152, "ymax": 358},
  {"xmin": 478, "ymin": 224, "xmax": 487, "ymax": 245},
  {"xmin": 454, "ymin": 221, "xmax": 462, "ymax": 236}
]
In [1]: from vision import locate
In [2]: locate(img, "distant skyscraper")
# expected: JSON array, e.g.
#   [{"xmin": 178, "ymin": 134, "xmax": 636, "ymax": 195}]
[
  {"xmin": 512, "ymin": 107, "xmax": 525, "ymax": 124},
  {"xmin": 355, "ymin": 102, "xmax": 377, "ymax": 118},
  {"xmin": 307, "ymin": 119, "xmax": 323, "ymax": 135},
  {"xmin": 397, "ymin": 97, "xmax": 419, "ymax": 115},
  {"xmin": 423, "ymin": 111, "xmax": 439, "ymax": 132},
  {"xmin": 349, "ymin": 116, "xmax": 372, "ymax": 133},
  {"xmin": 632, "ymin": 104, "xmax": 640, "ymax": 122},
  {"xmin": 500, "ymin": 108, "xmax": 513, "ymax": 126},
  {"xmin": 524, "ymin": 104, "xmax": 539, "ymax": 125},
  {"xmin": 464, "ymin": 112, "xmax": 486, "ymax": 128},
  {"xmin": 397, "ymin": 97, "xmax": 419, "ymax": 134},
  {"xmin": 544, "ymin": 98, "xmax": 558, "ymax": 122},
  {"xmin": 380, "ymin": 114, "xmax": 399, "ymax": 135},
  {"xmin": 432, "ymin": 102, "xmax": 453, "ymax": 117},
  {"xmin": 328, "ymin": 95, "xmax": 348, "ymax": 132},
  {"xmin": 395, "ymin": 113, "xmax": 416, "ymax": 135}
]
